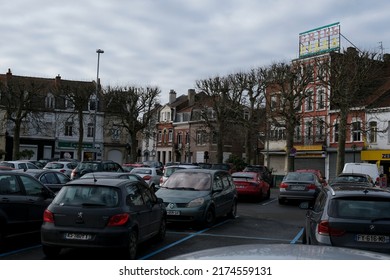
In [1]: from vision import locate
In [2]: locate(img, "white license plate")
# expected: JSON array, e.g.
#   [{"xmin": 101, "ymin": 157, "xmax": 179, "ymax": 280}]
[
  {"xmin": 167, "ymin": 210, "xmax": 180, "ymax": 215},
  {"xmin": 356, "ymin": 234, "xmax": 389, "ymax": 243},
  {"xmin": 290, "ymin": 186, "xmax": 306, "ymax": 190},
  {"xmin": 236, "ymin": 185, "xmax": 246, "ymax": 189},
  {"xmin": 64, "ymin": 233, "xmax": 92, "ymax": 240}
]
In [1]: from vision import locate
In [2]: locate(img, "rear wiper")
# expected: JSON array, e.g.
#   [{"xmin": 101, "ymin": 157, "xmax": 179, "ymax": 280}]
[
  {"xmin": 82, "ymin": 202, "xmax": 106, "ymax": 207},
  {"xmin": 371, "ymin": 217, "xmax": 390, "ymax": 222}
]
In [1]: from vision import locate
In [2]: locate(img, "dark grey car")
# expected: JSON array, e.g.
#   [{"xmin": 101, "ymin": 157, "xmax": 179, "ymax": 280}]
[
  {"xmin": 278, "ymin": 171, "xmax": 322, "ymax": 204},
  {"xmin": 41, "ymin": 178, "xmax": 166, "ymax": 259},
  {"xmin": 156, "ymin": 169, "xmax": 238, "ymax": 228},
  {"xmin": 301, "ymin": 185, "xmax": 390, "ymax": 254}
]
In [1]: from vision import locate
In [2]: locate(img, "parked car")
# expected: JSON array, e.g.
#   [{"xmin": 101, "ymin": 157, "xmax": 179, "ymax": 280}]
[
  {"xmin": 41, "ymin": 178, "xmax": 167, "ymax": 259},
  {"xmin": 23, "ymin": 169, "xmax": 71, "ymax": 192},
  {"xmin": 210, "ymin": 163, "xmax": 234, "ymax": 173},
  {"xmin": 300, "ymin": 184, "xmax": 390, "ymax": 254},
  {"xmin": 243, "ymin": 165, "xmax": 273, "ymax": 186},
  {"xmin": 156, "ymin": 169, "xmax": 238, "ymax": 227},
  {"xmin": 130, "ymin": 167, "xmax": 163, "ymax": 191},
  {"xmin": 231, "ymin": 171, "xmax": 270, "ymax": 201},
  {"xmin": 79, "ymin": 172, "xmax": 145, "ymax": 183},
  {"xmin": 44, "ymin": 161, "xmax": 78, "ymax": 177},
  {"xmin": 197, "ymin": 163, "xmax": 212, "ymax": 169},
  {"xmin": 160, "ymin": 164, "xmax": 201, "ymax": 187},
  {"xmin": 330, "ymin": 172, "xmax": 375, "ymax": 188},
  {"xmin": 278, "ymin": 171, "xmax": 322, "ymax": 204},
  {"xmin": 70, "ymin": 160, "xmax": 124, "ymax": 180},
  {"xmin": 121, "ymin": 163, "xmax": 147, "ymax": 172},
  {"xmin": 0, "ymin": 171, "xmax": 55, "ymax": 247},
  {"xmin": 0, "ymin": 160, "xmax": 40, "ymax": 171},
  {"xmin": 142, "ymin": 161, "xmax": 163, "ymax": 171},
  {"xmin": 342, "ymin": 162, "xmax": 382, "ymax": 187},
  {"xmin": 296, "ymin": 169, "xmax": 327, "ymax": 186}
]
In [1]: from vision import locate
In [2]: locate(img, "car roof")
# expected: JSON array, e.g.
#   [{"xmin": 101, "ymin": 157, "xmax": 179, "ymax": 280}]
[
  {"xmin": 166, "ymin": 165, "xmax": 200, "ymax": 169},
  {"xmin": 66, "ymin": 178, "xmax": 133, "ymax": 187},
  {"xmin": 174, "ymin": 169, "xmax": 229, "ymax": 175},
  {"xmin": 325, "ymin": 185, "xmax": 390, "ymax": 197}
]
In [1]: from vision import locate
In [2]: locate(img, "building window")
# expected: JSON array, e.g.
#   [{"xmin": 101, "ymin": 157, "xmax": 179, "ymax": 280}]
[
  {"xmin": 305, "ymin": 120, "xmax": 313, "ymax": 144},
  {"xmin": 196, "ymin": 130, "xmax": 205, "ymax": 145},
  {"xmin": 334, "ymin": 123, "xmax": 339, "ymax": 143},
  {"xmin": 87, "ymin": 123, "xmax": 94, "ymax": 138},
  {"xmin": 45, "ymin": 93, "xmax": 55, "ymax": 109},
  {"xmin": 111, "ymin": 126, "xmax": 120, "ymax": 141},
  {"xmin": 158, "ymin": 130, "xmax": 162, "ymax": 142},
  {"xmin": 305, "ymin": 90, "xmax": 314, "ymax": 111},
  {"xmin": 316, "ymin": 87, "xmax": 326, "ymax": 110},
  {"xmin": 65, "ymin": 122, "xmax": 73, "ymax": 136},
  {"xmin": 177, "ymin": 132, "xmax": 182, "ymax": 147},
  {"xmin": 185, "ymin": 132, "xmax": 190, "ymax": 144},
  {"xmin": 351, "ymin": 121, "xmax": 362, "ymax": 142},
  {"xmin": 65, "ymin": 97, "xmax": 74, "ymax": 109},
  {"xmin": 89, "ymin": 96, "xmax": 98, "ymax": 111},
  {"xmin": 294, "ymin": 124, "xmax": 301, "ymax": 142},
  {"xmin": 270, "ymin": 95, "xmax": 278, "ymax": 111},
  {"xmin": 316, "ymin": 118, "xmax": 325, "ymax": 142},
  {"xmin": 369, "ymin": 121, "xmax": 377, "ymax": 143},
  {"xmin": 168, "ymin": 129, "xmax": 173, "ymax": 142}
]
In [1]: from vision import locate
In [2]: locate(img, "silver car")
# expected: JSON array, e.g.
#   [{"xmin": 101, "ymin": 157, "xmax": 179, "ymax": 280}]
[{"xmin": 130, "ymin": 167, "xmax": 163, "ymax": 191}]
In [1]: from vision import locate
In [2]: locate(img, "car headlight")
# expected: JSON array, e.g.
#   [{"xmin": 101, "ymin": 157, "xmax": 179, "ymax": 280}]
[{"xmin": 187, "ymin": 197, "xmax": 205, "ymax": 208}]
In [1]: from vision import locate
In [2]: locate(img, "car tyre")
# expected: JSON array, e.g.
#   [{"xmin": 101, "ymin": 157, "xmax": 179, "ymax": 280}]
[
  {"xmin": 301, "ymin": 228, "xmax": 307, "ymax": 244},
  {"xmin": 204, "ymin": 207, "xmax": 216, "ymax": 228},
  {"xmin": 126, "ymin": 230, "xmax": 138, "ymax": 259},
  {"xmin": 42, "ymin": 245, "xmax": 61, "ymax": 258},
  {"xmin": 265, "ymin": 187, "xmax": 271, "ymax": 200},
  {"xmin": 154, "ymin": 216, "xmax": 166, "ymax": 242},
  {"xmin": 227, "ymin": 200, "xmax": 237, "ymax": 219}
]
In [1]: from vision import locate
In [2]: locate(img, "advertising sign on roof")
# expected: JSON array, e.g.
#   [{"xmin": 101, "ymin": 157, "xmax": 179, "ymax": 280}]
[{"xmin": 299, "ymin": 22, "xmax": 340, "ymax": 58}]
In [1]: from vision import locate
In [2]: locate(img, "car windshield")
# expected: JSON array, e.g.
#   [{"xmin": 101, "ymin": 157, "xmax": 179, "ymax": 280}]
[
  {"xmin": 284, "ymin": 172, "xmax": 314, "ymax": 181},
  {"xmin": 164, "ymin": 172, "xmax": 211, "ymax": 191},
  {"xmin": 329, "ymin": 198, "xmax": 390, "ymax": 220},
  {"xmin": 53, "ymin": 185, "xmax": 119, "ymax": 207},
  {"xmin": 79, "ymin": 162, "xmax": 100, "ymax": 171}
]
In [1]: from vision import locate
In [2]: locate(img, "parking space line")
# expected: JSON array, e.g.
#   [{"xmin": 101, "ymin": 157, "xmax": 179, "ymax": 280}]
[
  {"xmin": 290, "ymin": 227, "xmax": 304, "ymax": 244},
  {"xmin": 0, "ymin": 244, "xmax": 42, "ymax": 258},
  {"xmin": 261, "ymin": 198, "xmax": 277, "ymax": 206},
  {"xmin": 138, "ymin": 220, "xmax": 231, "ymax": 260}
]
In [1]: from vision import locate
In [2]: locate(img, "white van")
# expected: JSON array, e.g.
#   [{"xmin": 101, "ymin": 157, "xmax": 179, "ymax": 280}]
[{"xmin": 342, "ymin": 163, "xmax": 382, "ymax": 187}]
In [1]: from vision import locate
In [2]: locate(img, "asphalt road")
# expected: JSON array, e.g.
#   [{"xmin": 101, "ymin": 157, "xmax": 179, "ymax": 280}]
[{"xmin": 0, "ymin": 188, "xmax": 307, "ymax": 260}]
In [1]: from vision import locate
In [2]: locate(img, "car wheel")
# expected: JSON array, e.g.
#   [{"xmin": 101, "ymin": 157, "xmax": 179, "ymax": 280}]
[
  {"xmin": 301, "ymin": 228, "xmax": 307, "ymax": 244},
  {"xmin": 154, "ymin": 216, "xmax": 166, "ymax": 242},
  {"xmin": 204, "ymin": 207, "xmax": 216, "ymax": 228},
  {"xmin": 265, "ymin": 187, "xmax": 271, "ymax": 200},
  {"xmin": 126, "ymin": 230, "xmax": 138, "ymax": 259},
  {"xmin": 227, "ymin": 200, "xmax": 237, "ymax": 219},
  {"xmin": 42, "ymin": 245, "xmax": 61, "ymax": 258}
]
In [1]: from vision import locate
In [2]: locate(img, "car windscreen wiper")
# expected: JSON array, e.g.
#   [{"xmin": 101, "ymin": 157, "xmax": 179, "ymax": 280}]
[{"xmin": 81, "ymin": 202, "xmax": 106, "ymax": 207}]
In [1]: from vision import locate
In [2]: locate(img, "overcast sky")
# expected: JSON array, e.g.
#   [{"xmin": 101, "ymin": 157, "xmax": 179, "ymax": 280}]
[{"xmin": 1, "ymin": 0, "xmax": 389, "ymax": 104}]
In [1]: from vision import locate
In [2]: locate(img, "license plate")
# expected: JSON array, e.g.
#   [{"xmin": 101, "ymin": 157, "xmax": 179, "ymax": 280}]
[
  {"xmin": 236, "ymin": 185, "xmax": 246, "ymax": 189},
  {"xmin": 64, "ymin": 233, "xmax": 92, "ymax": 240},
  {"xmin": 356, "ymin": 234, "xmax": 389, "ymax": 243},
  {"xmin": 167, "ymin": 210, "xmax": 180, "ymax": 215},
  {"xmin": 290, "ymin": 185, "xmax": 306, "ymax": 190}
]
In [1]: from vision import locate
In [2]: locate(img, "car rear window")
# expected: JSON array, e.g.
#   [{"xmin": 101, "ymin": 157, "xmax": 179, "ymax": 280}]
[
  {"xmin": 329, "ymin": 198, "xmax": 390, "ymax": 219},
  {"xmin": 164, "ymin": 167, "xmax": 184, "ymax": 177},
  {"xmin": 53, "ymin": 186, "xmax": 119, "ymax": 207},
  {"xmin": 232, "ymin": 173, "xmax": 256, "ymax": 181},
  {"xmin": 45, "ymin": 163, "xmax": 65, "ymax": 169},
  {"xmin": 285, "ymin": 172, "xmax": 314, "ymax": 181}
]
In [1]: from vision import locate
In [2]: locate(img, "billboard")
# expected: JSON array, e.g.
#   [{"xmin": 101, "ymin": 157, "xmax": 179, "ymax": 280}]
[{"xmin": 299, "ymin": 22, "xmax": 340, "ymax": 58}]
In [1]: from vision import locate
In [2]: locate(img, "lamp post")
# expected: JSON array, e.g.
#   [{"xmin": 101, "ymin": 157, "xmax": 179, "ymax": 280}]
[{"xmin": 93, "ymin": 49, "xmax": 104, "ymax": 160}]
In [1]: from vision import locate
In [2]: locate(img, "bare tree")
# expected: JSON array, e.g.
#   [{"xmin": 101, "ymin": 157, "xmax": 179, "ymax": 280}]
[
  {"xmin": 266, "ymin": 61, "xmax": 314, "ymax": 171},
  {"xmin": 317, "ymin": 48, "xmax": 382, "ymax": 175},
  {"xmin": 0, "ymin": 72, "xmax": 47, "ymax": 159},
  {"xmin": 54, "ymin": 80, "xmax": 96, "ymax": 160},
  {"xmin": 104, "ymin": 86, "xmax": 161, "ymax": 162},
  {"xmin": 195, "ymin": 75, "xmax": 243, "ymax": 163}
]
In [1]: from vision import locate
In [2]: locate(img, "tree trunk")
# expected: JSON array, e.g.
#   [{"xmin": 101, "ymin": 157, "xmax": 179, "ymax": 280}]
[
  {"xmin": 12, "ymin": 120, "xmax": 21, "ymax": 160},
  {"xmin": 336, "ymin": 110, "xmax": 348, "ymax": 176},
  {"xmin": 77, "ymin": 110, "xmax": 84, "ymax": 160}
]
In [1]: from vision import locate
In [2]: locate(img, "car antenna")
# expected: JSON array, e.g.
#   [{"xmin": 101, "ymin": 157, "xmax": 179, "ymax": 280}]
[{"xmin": 92, "ymin": 172, "xmax": 97, "ymax": 183}]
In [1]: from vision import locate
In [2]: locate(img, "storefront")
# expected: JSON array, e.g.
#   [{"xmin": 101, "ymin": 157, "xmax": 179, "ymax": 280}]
[{"xmin": 361, "ymin": 150, "xmax": 390, "ymax": 187}]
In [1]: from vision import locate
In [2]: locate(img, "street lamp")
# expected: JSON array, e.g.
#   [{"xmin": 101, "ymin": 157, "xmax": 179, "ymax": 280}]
[{"xmin": 93, "ymin": 49, "xmax": 104, "ymax": 160}]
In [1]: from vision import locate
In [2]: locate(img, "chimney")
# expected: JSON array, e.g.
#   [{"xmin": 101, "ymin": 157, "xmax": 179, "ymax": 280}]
[
  {"xmin": 55, "ymin": 74, "xmax": 61, "ymax": 87},
  {"xmin": 169, "ymin": 89, "xmax": 176, "ymax": 104},
  {"xmin": 188, "ymin": 89, "xmax": 196, "ymax": 106},
  {"xmin": 6, "ymin": 68, "xmax": 12, "ymax": 78}
]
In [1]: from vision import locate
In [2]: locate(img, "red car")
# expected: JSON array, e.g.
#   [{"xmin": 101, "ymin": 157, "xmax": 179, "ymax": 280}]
[{"xmin": 231, "ymin": 171, "xmax": 270, "ymax": 201}]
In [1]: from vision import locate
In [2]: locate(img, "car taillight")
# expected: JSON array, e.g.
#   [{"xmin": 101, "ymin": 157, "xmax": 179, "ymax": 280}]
[
  {"xmin": 160, "ymin": 177, "xmax": 163, "ymax": 184},
  {"xmin": 307, "ymin": 184, "xmax": 317, "ymax": 190},
  {"xmin": 280, "ymin": 183, "xmax": 288, "ymax": 189},
  {"xmin": 108, "ymin": 213, "xmax": 130, "ymax": 226},
  {"xmin": 143, "ymin": 175, "xmax": 152, "ymax": 180},
  {"xmin": 43, "ymin": 209, "xmax": 54, "ymax": 223},
  {"xmin": 59, "ymin": 169, "xmax": 66, "ymax": 173},
  {"xmin": 318, "ymin": 220, "xmax": 346, "ymax": 236}
]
